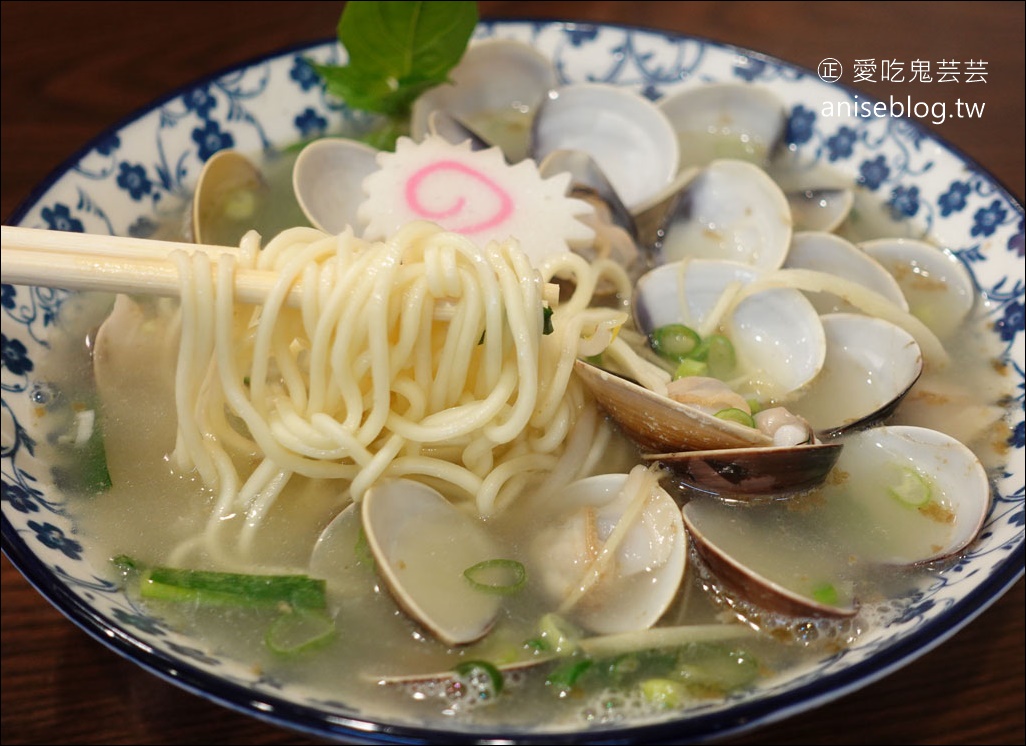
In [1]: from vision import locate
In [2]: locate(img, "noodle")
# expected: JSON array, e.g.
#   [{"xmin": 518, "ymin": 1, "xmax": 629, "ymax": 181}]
[{"xmin": 170, "ymin": 220, "xmax": 630, "ymax": 563}]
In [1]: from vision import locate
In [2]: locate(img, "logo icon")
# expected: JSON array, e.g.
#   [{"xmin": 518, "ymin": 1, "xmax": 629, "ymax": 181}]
[{"xmin": 818, "ymin": 58, "xmax": 843, "ymax": 82}]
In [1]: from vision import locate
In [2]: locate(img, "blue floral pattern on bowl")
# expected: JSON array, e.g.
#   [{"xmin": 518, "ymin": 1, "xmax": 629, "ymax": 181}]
[{"xmin": 2, "ymin": 20, "xmax": 1024, "ymax": 744}]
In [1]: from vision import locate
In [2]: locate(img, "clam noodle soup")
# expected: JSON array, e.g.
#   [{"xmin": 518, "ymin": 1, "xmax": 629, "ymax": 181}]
[{"xmin": 23, "ymin": 38, "xmax": 1017, "ymax": 737}]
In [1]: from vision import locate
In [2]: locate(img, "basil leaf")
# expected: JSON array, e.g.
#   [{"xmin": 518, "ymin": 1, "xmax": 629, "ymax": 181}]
[
  {"xmin": 318, "ymin": 1, "xmax": 477, "ymax": 120},
  {"xmin": 338, "ymin": 1, "xmax": 477, "ymax": 83}
]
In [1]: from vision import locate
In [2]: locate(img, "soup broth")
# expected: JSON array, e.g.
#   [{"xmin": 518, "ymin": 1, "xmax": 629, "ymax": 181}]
[
  {"xmin": 32, "ymin": 238, "xmax": 1012, "ymax": 734},
  {"xmin": 27, "ymin": 92, "xmax": 1015, "ymax": 732}
]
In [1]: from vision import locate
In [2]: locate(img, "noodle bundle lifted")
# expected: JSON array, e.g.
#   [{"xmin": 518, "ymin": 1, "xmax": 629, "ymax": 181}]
[{"xmin": 164, "ymin": 220, "xmax": 630, "ymax": 564}]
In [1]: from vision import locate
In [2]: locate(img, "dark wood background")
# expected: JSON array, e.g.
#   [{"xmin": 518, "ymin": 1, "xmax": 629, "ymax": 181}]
[{"xmin": 2, "ymin": 2, "xmax": 1023, "ymax": 744}]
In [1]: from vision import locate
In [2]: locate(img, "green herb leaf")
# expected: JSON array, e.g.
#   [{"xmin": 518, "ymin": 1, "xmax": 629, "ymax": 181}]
[{"xmin": 316, "ymin": 1, "xmax": 478, "ymax": 126}]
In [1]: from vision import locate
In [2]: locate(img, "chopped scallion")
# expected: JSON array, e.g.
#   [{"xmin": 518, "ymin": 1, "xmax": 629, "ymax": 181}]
[
  {"xmin": 140, "ymin": 567, "xmax": 327, "ymax": 611},
  {"xmin": 811, "ymin": 582, "xmax": 839, "ymax": 606},
  {"xmin": 649, "ymin": 324, "xmax": 701, "ymax": 362},
  {"xmin": 673, "ymin": 358, "xmax": 708, "ymax": 379},
  {"xmin": 640, "ymin": 677, "xmax": 687, "ymax": 708},
  {"xmin": 888, "ymin": 467, "xmax": 933, "ymax": 507},
  {"xmin": 454, "ymin": 659, "xmax": 504, "ymax": 696},
  {"xmin": 545, "ymin": 657, "xmax": 594, "ymax": 692},
  {"xmin": 265, "ymin": 608, "xmax": 336, "ymax": 655},
  {"xmin": 463, "ymin": 558, "xmax": 526, "ymax": 595},
  {"xmin": 537, "ymin": 612, "xmax": 582, "ymax": 656},
  {"xmin": 714, "ymin": 407, "xmax": 756, "ymax": 428}
]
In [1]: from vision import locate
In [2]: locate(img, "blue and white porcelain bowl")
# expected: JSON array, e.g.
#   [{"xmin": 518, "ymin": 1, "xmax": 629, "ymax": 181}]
[{"xmin": 2, "ymin": 19, "xmax": 1024, "ymax": 744}]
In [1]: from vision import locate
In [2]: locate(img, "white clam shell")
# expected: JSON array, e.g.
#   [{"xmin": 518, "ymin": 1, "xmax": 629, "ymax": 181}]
[
  {"xmin": 682, "ymin": 497, "xmax": 859, "ymax": 618},
  {"xmin": 361, "ymin": 479, "xmax": 502, "ymax": 646},
  {"xmin": 786, "ymin": 187, "xmax": 855, "ymax": 233},
  {"xmin": 658, "ymin": 82, "xmax": 787, "ymax": 171},
  {"xmin": 784, "ymin": 231, "xmax": 908, "ymax": 315},
  {"xmin": 633, "ymin": 259, "xmax": 825, "ymax": 401},
  {"xmin": 191, "ymin": 149, "xmax": 266, "ymax": 245},
  {"xmin": 574, "ymin": 359, "xmax": 773, "ymax": 453},
  {"xmin": 831, "ymin": 425, "xmax": 991, "ymax": 565},
  {"xmin": 529, "ymin": 470, "xmax": 687, "ymax": 635},
  {"xmin": 531, "ymin": 83, "xmax": 680, "ymax": 212},
  {"xmin": 411, "ymin": 38, "xmax": 558, "ymax": 163},
  {"xmin": 309, "ymin": 503, "xmax": 373, "ymax": 601},
  {"xmin": 292, "ymin": 137, "xmax": 379, "ymax": 235},
  {"xmin": 860, "ymin": 237, "xmax": 976, "ymax": 339},
  {"xmin": 788, "ymin": 313, "xmax": 923, "ymax": 435},
  {"xmin": 657, "ymin": 159, "xmax": 793, "ymax": 271}
]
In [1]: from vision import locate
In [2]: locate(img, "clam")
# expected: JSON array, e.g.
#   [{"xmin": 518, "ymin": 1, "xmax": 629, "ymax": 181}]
[
  {"xmin": 309, "ymin": 502, "xmax": 374, "ymax": 600},
  {"xmin": 411, "ymin": 38, "xmax": 558, "ymax": 163},
  {"xmin": 633, "ymin": 259, "xmax": 826, "ymax": 402},
  {"xmin": 192, "ymin": 148, "xmax": 308, "ymax": 245},
  {"xmin": 538, "ymin": 149, "xmax": 637, "ymax": 240},
  {"xmin": 574, "ymin": 359, "xmax": 773, "ymax": 453},
  {"xmin": 784, "ymin": 232, "xmax": 908, "ymax": 315},
  {"xmin": 527, "ymin": 467, "xmax": 687, "ymax": 635},
  {"xmin": 360, "ymin": 479, "xmax": 504, "ymax": 646},
  {"xmin": 191, "ymin": 149, "xmax": 267, "ymax": 245},
  {"xmin": 786, "ymin": 187, "xmax": 855, "ymax": 233},
  {"xmin": 425, "ymin": 109, "xmax": 494, "ymax": 152},
  {"xmin": 824, "ymin": 425, "xmax": 991, "ymax": 565},
  {"xmin": 681, "ymin": 496, "xmax": 860, "ymax": 618},
  {"xmin": 292, "ymin": 137, "xmax": 379, "ymax": 235},
  {"xmin": 860, "ymin": 237, "xmax": 976, "ymax": 339},
  {"xmin": 647, "ymin": 441, "xmax": 843, "ymax": 499},
  {"xmin": 787, "ymin": 313, "xmax": 923, "ymax": 436},
  {"xmin": 573, "ymin": 361, "xmax": 842, "ymax": 497},
  {"xmin": 655, "ymin": 159, "xmax": 793, "ymax": 270},
  {"xmin": 680, "ymin": 423, "xmax": 990, "ymax": 619},
  {"xmin": 530, "ymin": 83, "xmax": 680, "ymax": 213},
  {"xmin": 657, "ymin": 82, "xmax": 787, "ymax": 171}
]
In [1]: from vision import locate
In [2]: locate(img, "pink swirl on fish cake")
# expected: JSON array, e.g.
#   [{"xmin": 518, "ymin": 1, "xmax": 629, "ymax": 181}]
[{"xmin": 404, "ymin": 160, "xmax": 514, "ymax": 235}]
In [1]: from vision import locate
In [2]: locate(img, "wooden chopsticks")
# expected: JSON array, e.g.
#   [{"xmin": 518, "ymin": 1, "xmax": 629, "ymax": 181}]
[{"xmin": 1, "ymin": 225, "xmax": 302, "ymax": 307}]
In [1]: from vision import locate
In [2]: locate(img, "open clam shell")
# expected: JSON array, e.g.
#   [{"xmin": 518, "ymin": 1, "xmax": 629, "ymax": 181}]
[
  {"xmin": 655, "ymin": 159, "xmax": 792, "ymax": 270},
  {"xmin": 574, "ymin": 359, "xmax": 773, "ymax": 453},
  {"xmin": 528, "ymin": 469, "xmax": 687, "ymax": 635},
  {"xmin": 682, "ymin": 497, "xmax": 860, "ymax": 618},
  {"xmin": 531, "ymin": 83, "xmax": 680, "ymax": 212},
  {"xmin": 788, "ymin": 313, "xmax": 923, "ymax": 436},
  {"xmin": 657, "ymin": 82, "xmax": 788, "ymax": 171},
  {"xmin": 827, "ymin": 425, "xmax": 991, "ymax": 565},
  {"xmin": 292, "ymin": 137, "xmax": 379, "ymax": 235},
  {"xmin": 786, "ymin": 187, "xmax": 855, "ymax": 233},
  {"xmin": 633, "ymin": 259, "xmax": 826, "ymax": 402},
  {"xmin": 860, "ymin": 237, "xmax": 976, "ymax": 340},
  {"xmin": 647, "ymin": 442, "xmax": 843, "ymax": 499},
  {"xmin": 784, "ymin": 232, "xmax": 908, "ymax": 315},
  {"xmin": 411, "ymin": 38, "xmax": 558, "ymax": 163},
  {"xmin": 361, "ymin": 479, "xmax": 503, "ymax": 646}
]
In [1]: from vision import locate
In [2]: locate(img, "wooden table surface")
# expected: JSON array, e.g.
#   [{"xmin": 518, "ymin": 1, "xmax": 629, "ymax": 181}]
[{"xmin": 2, "ymin": 2, "xmax": 1023, "ymax": 744}]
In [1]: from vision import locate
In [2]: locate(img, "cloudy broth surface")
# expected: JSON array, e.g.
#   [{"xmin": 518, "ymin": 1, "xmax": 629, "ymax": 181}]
[{"xmin": 33, "ymin": 116, "xmax": 1016, "ymax": 732}]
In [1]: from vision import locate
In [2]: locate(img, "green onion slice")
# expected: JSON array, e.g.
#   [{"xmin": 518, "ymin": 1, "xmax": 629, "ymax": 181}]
[
  {"xmin": 463, "ymin": 559, "xmax": 526, "ymax": 595},
  {"xmin": 140, "ymin": 567, "xmax": 327, "ymax": 610},
  {"xmin": 713, "ymin": 407, "xmax": 756, "ymax": 428},
  {"xmin": 888, "ymin": 467, "xmax": 933, "ymax": 507},
  {"xmin": 673, "ymin": 358, "xmax": 708, "ymax": 379},
  {"xmin": 649, "ymin": 324, "xmax": 702, "ymax": 362},
  {"xmin": 546, "ymin": 657, "xmax": 594, "ymax": 691},
  {"xmin": 454, "ymin": 660, "xmax": 505, "ymax": 696},
  {"xmin": 265, "ymin": 609, "xmax": 336, "ymax": 655},
  {"xmin": 700, "ymin": 334, "xmax": 737, "ymax": 378}
]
